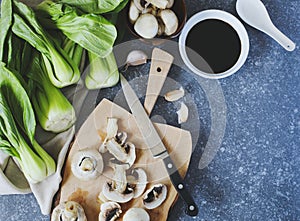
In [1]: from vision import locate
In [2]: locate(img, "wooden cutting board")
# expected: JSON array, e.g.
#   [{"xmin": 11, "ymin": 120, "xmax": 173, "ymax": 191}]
[{"xmin": 57, "ymin": 98, "xmax": 192, "ymax": 221}]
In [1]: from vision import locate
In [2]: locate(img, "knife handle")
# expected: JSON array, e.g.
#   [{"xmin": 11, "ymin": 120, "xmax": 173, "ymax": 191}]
[{"xmin": 162, "ymin": 155, "xmax": 199, "ymax": 217}]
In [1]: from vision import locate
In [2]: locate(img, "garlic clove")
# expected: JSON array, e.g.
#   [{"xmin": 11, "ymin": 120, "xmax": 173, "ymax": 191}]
[
  {"xmin": 126, "ymin": 50, "xmax": 148, "ymax": 67},
  {"xmin": 164, "ymin": 86, "xmax": 185, "ymax": 102},
  {"xmin": 177, "ymin": 102, "xmax": 189, "ymax": 124}
]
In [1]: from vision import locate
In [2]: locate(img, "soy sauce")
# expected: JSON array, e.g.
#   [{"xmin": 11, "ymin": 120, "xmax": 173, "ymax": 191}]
[{"xmin": 186, "ymin": 19, "xmax": 241, "ymax": 74}]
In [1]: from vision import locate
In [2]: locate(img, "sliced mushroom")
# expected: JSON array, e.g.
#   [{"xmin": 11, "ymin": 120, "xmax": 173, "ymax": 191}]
[
  {"xmin": 127, "ymin": 168, "xmax": 148, "ymax": 198},
  {"xmin": 51, "ymin": 201, "xmax": 87, "ymax": 221},
  {"xmin": 106, "ymin": 139, "xmax": 136, "ymax": 167},
  {"xmin": 102, "ymin": 182, "xmax": 134, "ymax": 203},
  {"xmin": 99, "ymin": 117, "xmax": 118, "ymax": 153},
  {"xmin": 133, "ymin": 0, "xmax": 148, "ymax": 11},
  {"xmin": 71, "ymin": 148, "xmax": 104, "ymax": 181},
  {"xmin": 99, "ymin": 202, "xmax": 122, "ymax": 221},
  {"xmin": 158, "ymin": 9, "xmax": 178, "ymax": 36},
  {"xmin": 177, "ymin": 102, "xmax": 188, "ymax": 124},
  {"xmin": 166, "ymin": 0, "xmax": 174, "ymax": 8},
  {"xmin": 129, "ymin": 1, "xmax": 140, "ymax": 23},
  {"xmin": 157, "ymin": 18, "xmax": 165, "ymax": 36},
  {"xmin": 98, "ymin": 191, "xmax": 109, "ymax": 203},
  {"xmin": 146, "ymin": 0, "xmax": 168, "ymax": 9},
  {"xmin": 123, "ymin": 208, "xmax": 150, "ymax": 221},
  {"xmin": 143, "ymin": 184, "xmax": 167, "ymax": 209},
  {"xmin": 134, "ymin": 13, "xmax": 158, "ymax": 39},
  {"xmin": 164, "ymin": 86, "xmax": 185, "ymax": 101},
  {"xmin": 115, "ymin": 132, "xmax": 128, "ymax": 146}
]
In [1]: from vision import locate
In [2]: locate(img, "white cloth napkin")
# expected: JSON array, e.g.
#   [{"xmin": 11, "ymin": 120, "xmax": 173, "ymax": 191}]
[{"xmin": 0, "ymin": 79, "xmax": 89, "ymax": 215}]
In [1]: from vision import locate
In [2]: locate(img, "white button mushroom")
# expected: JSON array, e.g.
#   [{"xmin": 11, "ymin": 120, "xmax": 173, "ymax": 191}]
[
  {"xmin": 51, "ymin": 201, "xmax": 87, "ymax": 221},
  {"xmin": 129, "ymin": 1, "xmax": 140, "ymax": 23},
  {"xmin": 142, "ymin": 184, "xmax": 168, "ymax": 209},
  {"xmin": 99, "ymin": 202, "xmax": 122, "ymax": 221},
  {"xmin": 71, "ymin": 148, "xmax": 104, "ymax": 181},
  {"xmin": 134, "ymin": 13, "xmax": 159, "ymax": 39},
  {"xmin": 123, "ymin": 208, "xmax": 150, "ymax": 221},
  {"xmin": 158, "ymin": 9, "xmax": 178, "ymax": 36}
]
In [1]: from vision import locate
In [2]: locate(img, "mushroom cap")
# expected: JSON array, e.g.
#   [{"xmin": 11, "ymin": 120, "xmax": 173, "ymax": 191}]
[
  {"xmin": 123, "ymin": 208, "xmax": 150, "ymax": 221},
  {"xmin": 102, "ymin": 182, "xmax": 134, "ymax": 203},
  {"xmin": 51, "ymin": 201, "xmax": 87, "ymax": 221},
  {"xmin": 99, "ymin": 202, "xmax": 122, "ymax": 221},
  {"xmin": 129, "ymin": 1, "xmax": 140, "ymax": 23},
  {"xmin": 134, "ymin": 13, "xmax": 159, "ymax": 39},
  {"xmin": 158, "ymin": 9, "xmax": 178, "ymax": 36},
  {"xmin": 143, "ymin": 184, "xmax": 168, "ymax": 209},
  {"xmin": 71, "ymin": 148, "xmax": 104, "ymax": 181}
]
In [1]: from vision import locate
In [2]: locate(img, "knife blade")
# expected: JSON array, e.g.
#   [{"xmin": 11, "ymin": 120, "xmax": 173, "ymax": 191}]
[{"xmin": 120, "ymin": 74, "xmax": 198, "ymax": 217}]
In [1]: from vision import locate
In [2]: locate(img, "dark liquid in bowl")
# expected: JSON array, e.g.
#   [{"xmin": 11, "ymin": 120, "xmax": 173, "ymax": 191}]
[{"xmin": 186, "ymin": 19, "xmax": 241, "ymax": 74}]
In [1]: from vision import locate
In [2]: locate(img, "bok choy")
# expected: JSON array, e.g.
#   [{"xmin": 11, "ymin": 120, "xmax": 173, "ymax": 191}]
[
  {"xmin": 85, "ymin": 51, "xmax": 119, "ymax": 89},
  {"xmin": 0, "ymin": 62, "xmax": 56, "ymax": 183},
  {"xmin": 37, "ymin": 0, "xmax": 117, "ymax": 58},
  {"xmin": 11, "ymin": 0, "xmax": 80, "ymax": 88}
]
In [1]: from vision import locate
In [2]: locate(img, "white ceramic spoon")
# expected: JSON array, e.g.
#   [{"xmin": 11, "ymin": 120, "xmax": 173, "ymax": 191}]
[{"xmin": 236, "ymin": 0, "xmax": 295, "ymax": 51}]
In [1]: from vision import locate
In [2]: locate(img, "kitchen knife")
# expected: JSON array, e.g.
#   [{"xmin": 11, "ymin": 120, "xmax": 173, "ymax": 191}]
[{"xmin": 120, "ymin": 74, "xmax": 198, "ymax": 217}]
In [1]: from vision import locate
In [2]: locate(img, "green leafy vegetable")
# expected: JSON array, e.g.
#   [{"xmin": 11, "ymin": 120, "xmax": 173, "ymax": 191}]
[
  {"xmin": 37, "ymin": 1, "xmax": 117, "ymax": 58},
  {"xmin": 11, "ymin": 0, "xmax": 80, "ymax": 88},
  {"xmin": 85, "ymin": 51, "xmax": 119, "ymax": 89},
  {"xmin": 59, "ymin": 0, "xmax": 124, "ymax": 14},
  {"xmin": 0, "ymin": 62, "xmax": 56, "ymax": 183}
]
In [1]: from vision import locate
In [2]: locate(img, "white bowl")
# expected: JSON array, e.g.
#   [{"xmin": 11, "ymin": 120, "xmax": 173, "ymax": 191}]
[{"xmin": 179, "ymin": 9, "xmax": 250, "ymax": 79}]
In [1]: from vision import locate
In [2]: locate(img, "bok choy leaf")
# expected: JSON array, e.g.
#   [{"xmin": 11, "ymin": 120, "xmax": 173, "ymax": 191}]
[
  {"xmin": 0, "ymin": 62, "xmax": 56, "ymax": 183},
  {"xmin": 11, "ymin": 0, "xmax": 80, "ymax": 88},
  {"xmin": 37, "ymin": 1, "xmax": 117, "ymax": 58}
]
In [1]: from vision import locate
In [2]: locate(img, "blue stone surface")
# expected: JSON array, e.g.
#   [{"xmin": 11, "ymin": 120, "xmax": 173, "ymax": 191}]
[{"xmin": 0, "ymin": 0, "xmax": 299, "ymax": 220}]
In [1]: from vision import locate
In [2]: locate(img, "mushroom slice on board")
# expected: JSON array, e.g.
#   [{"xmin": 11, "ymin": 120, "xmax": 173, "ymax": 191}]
[
  {"xmin": 123, "ymin": 208, "xmax": 150, "ymax": 221},
  {"xmin": 71, "ymin": 148, "xmax": 104, "ymax": 181},
  {"xmin": 102, "ymin": 182, "xmax": 134, "ymax": 203},
  {"xmin": 99, "ymin": 117, "xmax": 118, "ymax": 153},
  {"xmin": 143, "ymin": 184, "xmax": 168, "ymax": 209},
  {"xmin": 51, "ymin": 201, "xmax": 87, "ymax": 221},
  {"xmin": 134, "ymin": 13, "xmax": 159, "ymax": 39},
  {"xmin": 106, "ymin": 139, "xmax": 136, "ymax": 167},
  {"xmin": 127, "ymin": 168, "xmax": 148, "ymax": 198},
  {"xmin": 98, "ymin": 202, "xmax": 122, "ymax": 221},
  {"xmin": 158, "ymin": 9, "xmax": 178, "ymax": 36}
]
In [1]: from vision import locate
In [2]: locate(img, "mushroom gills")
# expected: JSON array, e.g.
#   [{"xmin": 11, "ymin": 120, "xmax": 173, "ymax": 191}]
[
  {"xmin": 143, "ymin": 184, "xmax": 168, "ymax": 209},
  {"xmin": 102, "ymin": 182, "xmax": 134, "ymax": 203},
  {"xmin": 71, "ymin": 149, "xmax": 104, "ymax": 181},
  {"xmin": 99, "ymin": 202, "xmax": 122, "ymax": 221},
  {"xmin": 146, "ymin": 0, "xmax": 168, "ymax": 9},
  {"xmin": 123, "ymin": 208, "xmax": 150, "ymax": 221},
  {"xmin": 51, "ymin": 201, "xmax": 87, "ymax": 221}
]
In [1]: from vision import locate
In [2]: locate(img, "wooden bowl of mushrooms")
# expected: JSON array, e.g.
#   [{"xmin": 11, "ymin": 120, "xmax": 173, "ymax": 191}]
[{"xmin": 127, "ymin": 0, "xmax": 187, "ymax": 40}]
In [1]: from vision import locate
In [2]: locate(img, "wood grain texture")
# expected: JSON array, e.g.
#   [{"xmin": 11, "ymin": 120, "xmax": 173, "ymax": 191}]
[{"xmin": 58, "ymin": 99, "xmax": 192, "ymax": 221}]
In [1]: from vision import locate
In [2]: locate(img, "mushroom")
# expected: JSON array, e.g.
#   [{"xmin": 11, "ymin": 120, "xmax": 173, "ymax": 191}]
[
  {"xmin": 99, "ymin": 202, "xmax": 122, "ymax": 221},
  {"xmin": 101, "ymin": 163, "xmax": 134, "ymax": 203},
  {"xmin": 166, "ymin": 0, "xmax": 174, "ymax": 8},
  {"xmin": 146, "ymin": 0, "xmax": 168, "ymax": 9},
  {"xmin": 71, "ymin": 148, "xmax": 104, "ymax": 181},
  {"xmin": 158, "ymin": 9, "xmax": 178, "ymax": 36},
  {"xmin": 133, "ymin": 0, "xmax": 149, "ymax": 11},
  {"xmin": 176, "ymin": 102, "xmax": 188, "ymax": 124},
  {"xmin": 51, "ymin": 201, "xmax": 87, "ymax": 221},
  {"xmin": 127, "ymin": 168, "xmax": 148, "ymax": 198},
  {"xmin": 164, "ymin": 86, "xmax": 185, "ymax": 102},
  {"xmin": 106, "ymin": 139, "xmax": 136, "ymax": 167},
  {"xmin": 129, "ymin": 1, "xmax": 140, "ymax": 23},
  {"xmin": 98, "ymin": 191, "xmax": 109, "ymax": 203},
  {"xmin": 102, "ymin": 182, "xmax": 134, "ymax": 203},
  {"xmin": 99, "ymin": 117, "xmax": 118, "ymax": 153},
  {"xmin": 134, "ymin": 13, "xmax": 158, "ymax": 39},
  {"xmin": 123, "ymin": 208, "xmax": 150, "ymax": 221},
  {"xmin": 143, "ymin": 184, "xmax": 167, "ymax": 209}
]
